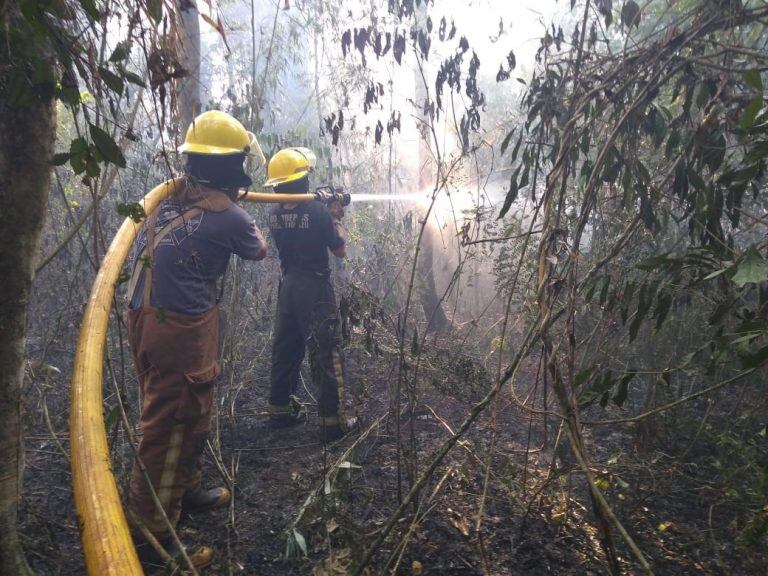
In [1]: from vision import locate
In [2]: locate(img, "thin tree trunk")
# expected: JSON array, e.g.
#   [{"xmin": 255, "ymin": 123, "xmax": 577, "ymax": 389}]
[
  {"xmin": 0, "ymin": 5, "xmax": 57, "ymax": 575},
  {"xmin": 175, "ymin": 0, "xmax": 201, "ymax": 137},
  {"xmin": 413, "ymin": 3, "xmax": 448, "ymax": 334}
]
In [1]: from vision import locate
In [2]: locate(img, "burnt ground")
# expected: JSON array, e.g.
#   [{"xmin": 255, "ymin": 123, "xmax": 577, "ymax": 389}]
[{"xmin": 18, "ymin": 334, "xmax": 768, "ymax": 576}]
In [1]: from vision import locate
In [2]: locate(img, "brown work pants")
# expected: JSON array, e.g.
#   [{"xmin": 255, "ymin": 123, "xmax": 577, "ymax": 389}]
[{"xmin": 126, "ymin": 305, "xmax": 220, "ymax": 540}]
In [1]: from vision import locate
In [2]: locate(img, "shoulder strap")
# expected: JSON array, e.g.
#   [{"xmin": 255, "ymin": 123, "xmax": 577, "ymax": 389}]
[{"xmin": 125, "ymin": 206, "xmax": 204, "ymax": 307}]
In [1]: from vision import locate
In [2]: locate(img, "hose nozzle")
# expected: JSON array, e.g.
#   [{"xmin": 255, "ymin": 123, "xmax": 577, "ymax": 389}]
[{"xmin": 314, "ymin": 186, "xmax": 351, "ymax": 206}]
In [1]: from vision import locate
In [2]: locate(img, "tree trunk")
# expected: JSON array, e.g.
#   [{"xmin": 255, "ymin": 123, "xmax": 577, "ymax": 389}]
[
  {"xmin": 418, "ymin": 226, "xmax": 449, "ymax": 332},
  {"xmin": 413, "ymin": 2, "xmax": 448, "ymax": 334},
  {"xmin": 175, "ymin": 0, "xmax": 201, "ymax": 137},
  {"xmin": 0, "ymin": 5, "xmax": 57, "ymax": 575}
]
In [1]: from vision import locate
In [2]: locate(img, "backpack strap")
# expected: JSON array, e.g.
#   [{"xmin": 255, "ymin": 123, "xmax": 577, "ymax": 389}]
[{"xmin": 125, "ymin": 206, "xmax": 204, "ymax": 307}]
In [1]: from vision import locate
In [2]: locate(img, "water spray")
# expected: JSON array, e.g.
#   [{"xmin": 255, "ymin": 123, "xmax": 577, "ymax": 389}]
[
  {"xmin": 243, "ymin": 186, "xmax": 426, "ymax": 206},
  {"xmin": 351, "ymin": 192, "xmax": 425, "ymax": 203},
  {"xmin": 315, "ymin": 187, "xmax": 426, "ymax": 206}
]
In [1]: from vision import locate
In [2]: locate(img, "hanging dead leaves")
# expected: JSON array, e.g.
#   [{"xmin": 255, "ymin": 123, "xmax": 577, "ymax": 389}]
[
  {"xmin": 434, "ymin": 38, "xmax": 486, "ymax": 152},
  {"xmin": 323, "ymin": 110, "xmax": 344, "ymax": 146},
  {"xmin": 387, "ymin": 0, "xmax": 428, "ymax": 20},
  {"xmin": 496, "ymin": 49, "xmax": 517, "ymax": 83},
  {"xmin": 335, "ymin": 0, "xmax": 488, "ymax": 152},
  {"xmin": 438, "ymin": 15, "xmax": 456, "ymax": 42},
  {"xmin": 341, "ymin": 28, "xmax": 407, "ymax": 65},
  {"xmin": 363, "ymin": 83, "xmax": 385, "ymax": 114},
  {"xmin": 387, "ymin": 111, "xmax": 401, "ymax": 137}
]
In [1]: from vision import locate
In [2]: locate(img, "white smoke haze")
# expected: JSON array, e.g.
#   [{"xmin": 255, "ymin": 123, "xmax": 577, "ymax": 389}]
[{"xmin": 173, "ymin": 0, "xmax": 566, "ymax": 327}]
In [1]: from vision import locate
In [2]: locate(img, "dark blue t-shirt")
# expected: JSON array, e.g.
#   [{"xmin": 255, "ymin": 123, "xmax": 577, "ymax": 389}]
[
  {"xmin": 129, "ymin": 199, "xmax": 263, "ymax": 315},
  {"xmin": 268, "ymin": 200, "xmax": 344, "ymax": 276}
]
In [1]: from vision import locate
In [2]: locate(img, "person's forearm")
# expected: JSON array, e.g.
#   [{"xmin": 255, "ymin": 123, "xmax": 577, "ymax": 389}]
[
  {"xmin": 332, "ymin": 218, "xmax": 347, "ymax": 257},
  {"xmin": 246, "ymin": 228, "xmax": 268, "ymax": 260},
  {"xmin": 333, "ymin": 218, "xmax": 346, "ymax": 244}
]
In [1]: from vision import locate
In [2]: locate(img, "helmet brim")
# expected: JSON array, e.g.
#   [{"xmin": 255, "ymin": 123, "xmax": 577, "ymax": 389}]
[
  {"xmin": 263, "ymin": 170, "xmax": 310, "ymax": 187},
  {"xmin": 179, "ymin": 142, "xmax": 247, "ymax": 155}
]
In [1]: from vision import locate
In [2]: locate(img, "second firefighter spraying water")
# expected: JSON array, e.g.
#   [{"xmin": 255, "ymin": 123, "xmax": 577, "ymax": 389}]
[{"xmin": 264, "ymin": 147, "xmax": 358, "ymax": 442}]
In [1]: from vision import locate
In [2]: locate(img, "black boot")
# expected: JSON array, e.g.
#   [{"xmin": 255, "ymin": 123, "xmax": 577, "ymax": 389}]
[
  {"xmin": 319, "ymin": 416, "xmax": 359, "ymax": 444},
  {"xmin": 267, "ymin": 395, "xmax": 307, "ymax": 429},
  {"xmin": 181, "ymin": 486, "xmax": 231, "ymax": 515}
]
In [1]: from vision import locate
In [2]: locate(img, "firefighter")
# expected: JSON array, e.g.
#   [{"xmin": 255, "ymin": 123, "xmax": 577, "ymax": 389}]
[
  {"xmin": 265, "ymin": 147, "xmax": 355, "ymax": 442},
  {"xmin": 125, "ymin": 110, "xmax": 267, "ymax": 568}
]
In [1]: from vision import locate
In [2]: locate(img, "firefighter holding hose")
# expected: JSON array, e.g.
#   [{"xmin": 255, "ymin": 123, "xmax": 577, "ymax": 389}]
[
  {"xmin": 125, "ymin": 110, "xmax": 267, "ymax": 568},
  {"xmin": 265, "ymin": 147, "xmax": 356, "ymax": 442}
]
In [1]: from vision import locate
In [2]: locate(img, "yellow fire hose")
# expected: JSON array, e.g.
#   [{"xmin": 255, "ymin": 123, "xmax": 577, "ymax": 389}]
[{"xmin": 70, "ymin": 178, "xmax": 316, "ymax": 575}]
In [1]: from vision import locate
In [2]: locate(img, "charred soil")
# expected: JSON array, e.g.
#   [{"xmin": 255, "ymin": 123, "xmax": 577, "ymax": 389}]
[{"xmin": 18, "ymin": 333, "xmax": 767, "ymax": 575}]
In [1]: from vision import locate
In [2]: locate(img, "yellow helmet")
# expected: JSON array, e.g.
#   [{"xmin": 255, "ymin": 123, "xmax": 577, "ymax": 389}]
[
  {"xmin": 179, "ymin": 110, "xmax": 265, "ymax": 165},
  {"xmin": 264, "ymin": 147, "xmax": 317, "ymax": 187}
]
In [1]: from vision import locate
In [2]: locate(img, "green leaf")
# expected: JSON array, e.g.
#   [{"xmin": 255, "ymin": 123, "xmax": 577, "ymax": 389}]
[
  {"xmin": 85, "ymin": 158, "xmax": 101, "ymax": 177},
  {"xmin": 740, "ymin": 96, "xmax": 763, "ymax": 130},
  {"xmin": 117, "ymin": 202, "xmax": 147, "ymax": 223},
  {"xmin": 518, "ymin": 165, "xmax": 530, "ymax": 190},
  {"xmin": 612, "ymin": 371, "xmax": 635, "ymax": 407},
  {"xmin": 636, "ymin": 253, "xmax": 672, "ymax": 271},
  {"xmin": 19, "ymin": 0, "xmax": 45, "ymax": 32},
  {"xmin": 120, "ymin": 68, "xmax": 147, "ymax": 88},
  {"xmin": 509, "ymin": 131, "xmax": 524, "ymax": 164},
  {"xmin": 629, "ymin": 284, "xmax": 654, "ymax": 342},
  {"xmin": 602, "ymin": 160, "xmax": 622, "ymax": 184},
  {"xmin": 702, "ymin": 132, "xmax": 726, "ymax": 173},
  {"xmin": 116, "ymin": 269, "xmax": 131, "ymax": 285},
  {"xmin": 68, "ymin": 137, "xmax": 91, "ymax": 174},
  {"xmin": 584, "ymin": 275, "xmax": 603, "ymax": 303},
  {"xmin": 740, "ymin": 344, "xmax": 768, "ymax": 369},
  {"xmin": 147, "ymin": 0, "xmax": 163, "ymax": 22},
  {"xmin": 98, "ymin": 66, "xmax": 124, "ymax": 96},
  {"xmin": 104, "ymin": 405, "xmax": 119, "ymax": 430},
  {"xmin": 665, "ymin": 130, "xmax": 681, "ymax": 159},
  {"xmin": 654, "ymin": 292, "xmax": 672, "ymax": 330},
  {"xmin": 599, "ymin": 275, "xmax": 611, "ymax": 305},
  {"xmin": 500, "ymin": 129, "xmax": 515, "ymax": 155},
  {"xmin": 109, "ymin": 41, "xmax": 132, "ymax": 63},
  {"xmin": 687, "ymin": 167, "xmax": 706, "ymax": 191},
  {"xmin": 89, "ymin": 124, "xmax": 126, "ymax": 168},
  {"xmin": 738, "ymin": 504, "xmax": 768, "ymax": 547},
  {"xmin": 672, "ymin": 159, "xmax": 688, "ymax": 199},
  {"xmin": 732, "ymin": 247, "xmax": 768, "ymax": 287},
  {"xmin": 575, "ymin": 367, "xmax": 596, "ymax": 387},
  {"xmin": 621, "ymin": 1, "xmax": 641, "ymax": 29},
  {"xmin": 703, "ymin": 266, "xmax": 731, "ymax": 281},
  {"xmin": 580, "ymin": 132, "xmax": 590, "ymax": 154},
  {"xmin": 76, "ymin": 0, "xmax": 100, "ymax": 20},
  {"xmin": 498, "ymin": 166, "xmax": 521, "ymax": 219},
  {"xmin": 622, "ymin": 164, "xmax": 634, "ymax": 208},
  {"xmin": 743, "ymin": 69, "xmax": 763, "ymax": 93},
  {"xmin": 50, "ymin": 152, "xmax": 70, "ymax": 166},
  {"xmin": 745, "ymin": 140, "xmax": 768, "ymax": 164},
  {"xmin": 580, "ymin": 370, "xmax": 615, "ymax": 408},
  {"xmin": 292, "ymin": 529, "xmax": 307, "ymax": 556}
]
